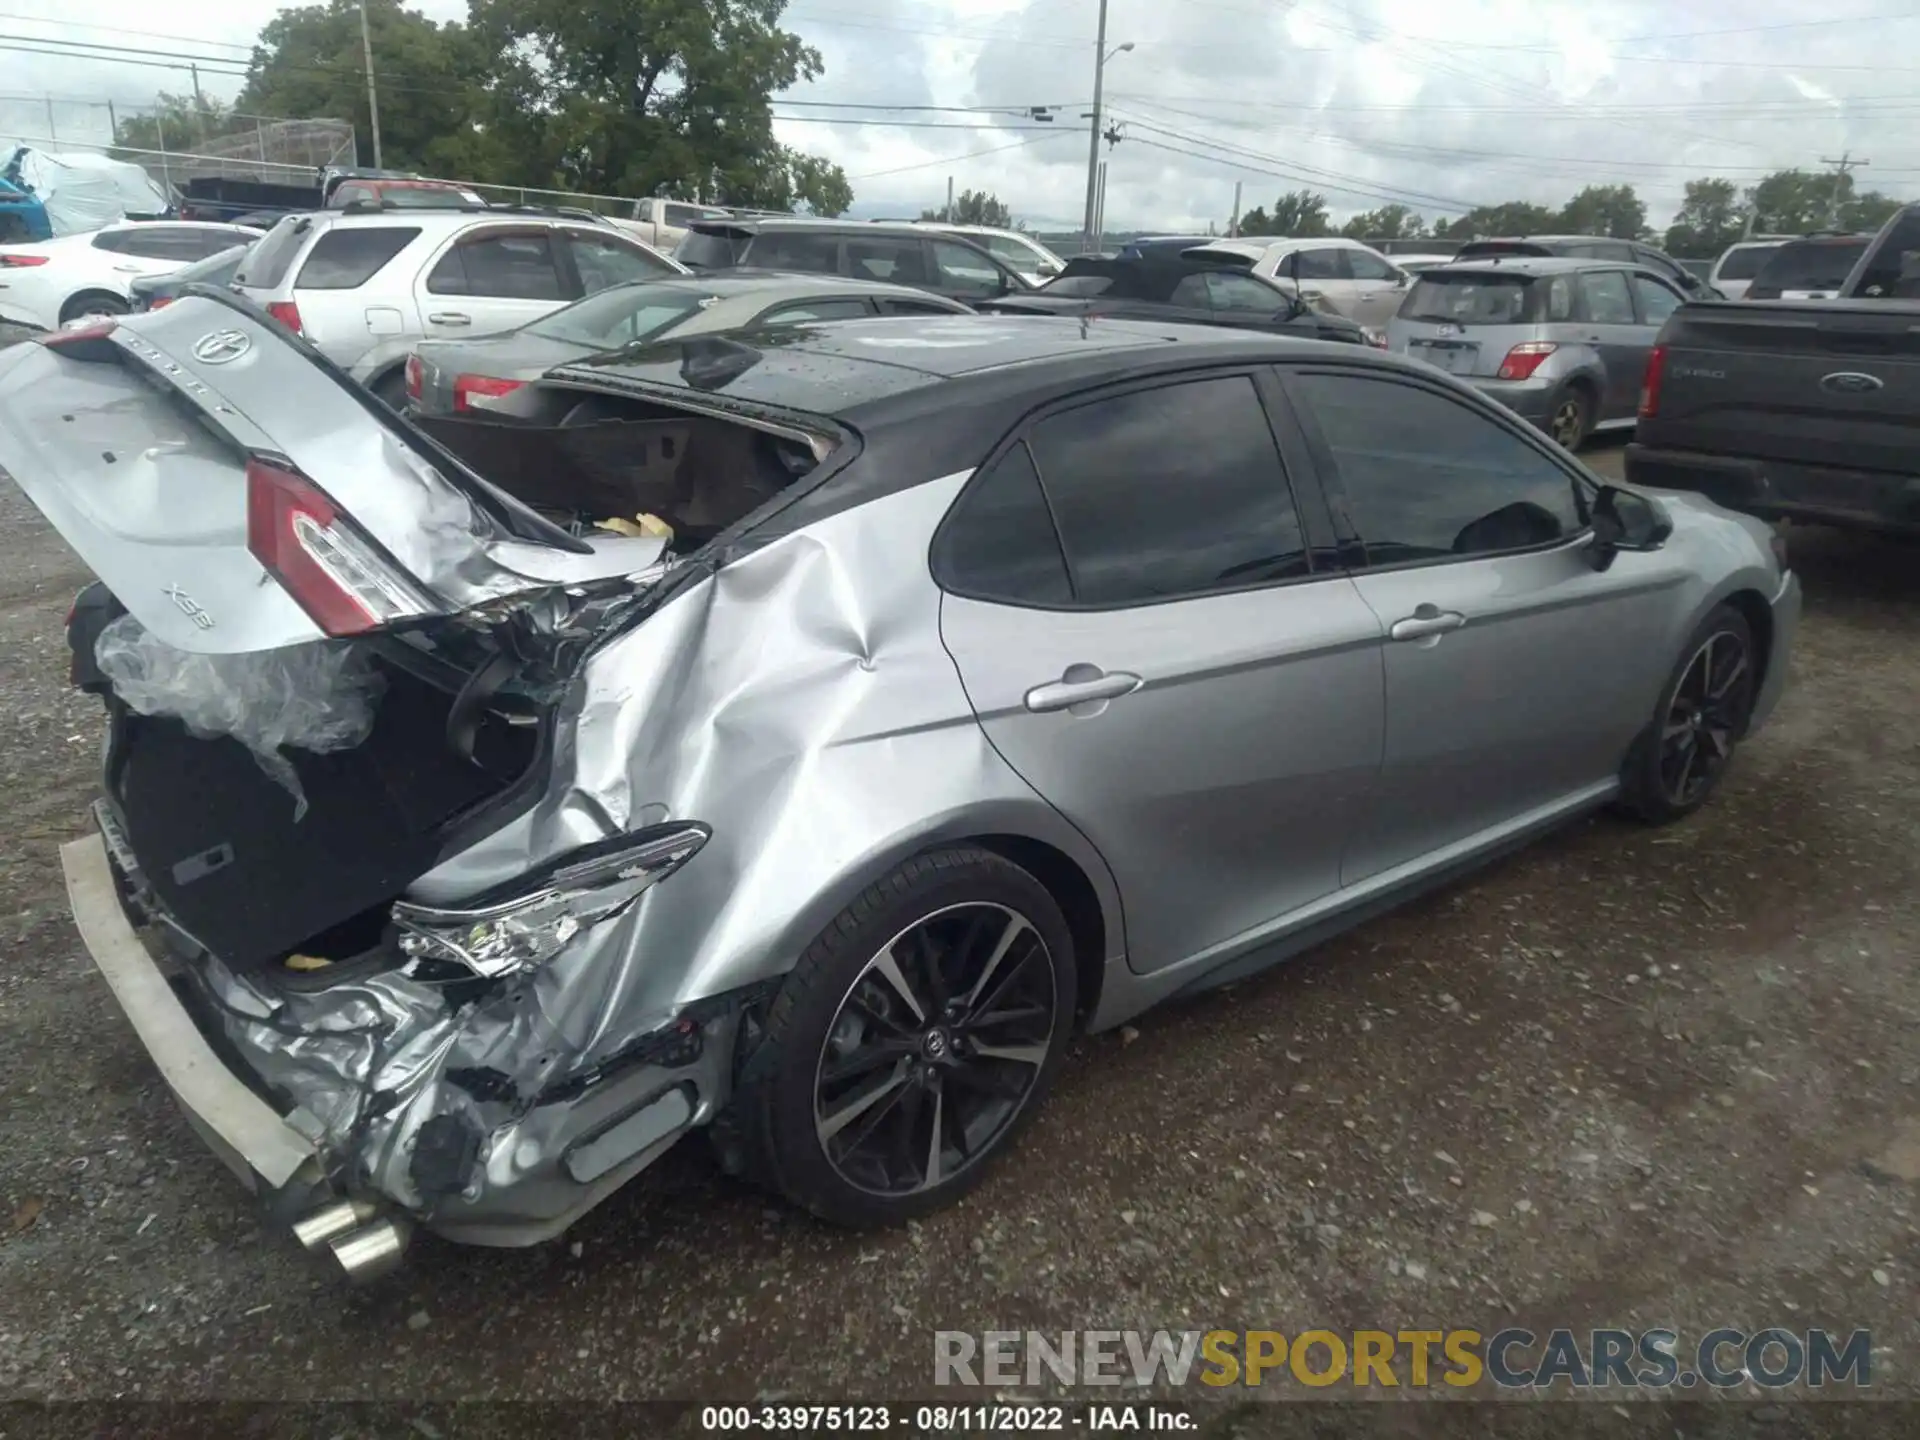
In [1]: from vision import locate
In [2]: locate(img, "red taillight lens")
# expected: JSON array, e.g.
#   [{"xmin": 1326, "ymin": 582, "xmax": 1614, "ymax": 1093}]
[
  {"xmin": 244, "ymin": 456, "xmax": 437, "ymax": 637},
  {"xmin": 452, "ymin": 373, "xmax": 525, "ymax": 412},
  {"xmin": 1639, "ymin": 343, "xmax": 1667, "ymax": 419},
  {"xmin": 266, "ymin": 299, "xmax": 303, "ymax": 334},
  {"xmin": 0, "ymin": 253, "xmax": 49, "ymax": 267},
  {"xmin": 147, "ymin": 295, "xmax": 173, "ymax": 310},
  {"xmin": 1496, "ymin": 341, "xmax": 1557, "ymax": 381},
  {"xmin": 404, "ymin": 353, "xmax": 422, "ymax": 402},
  {"xmin": 37, "ymin": 320, "xmax": 118, "ymax": 354}
]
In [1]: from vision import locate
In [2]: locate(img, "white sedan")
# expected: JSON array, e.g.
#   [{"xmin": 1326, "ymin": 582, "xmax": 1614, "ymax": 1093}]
[{"xmin": 0, "ymin": 221, "xmax": 259, "ymax": 331}]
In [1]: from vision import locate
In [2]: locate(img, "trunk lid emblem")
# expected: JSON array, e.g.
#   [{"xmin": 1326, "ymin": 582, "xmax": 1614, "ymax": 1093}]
[{"xmin": 192, "ymin": 330, "xmax": 252, "ymax": 365}]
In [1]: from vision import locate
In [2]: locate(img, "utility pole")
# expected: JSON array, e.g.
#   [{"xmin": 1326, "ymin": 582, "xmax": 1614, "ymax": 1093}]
[
  {"xmin": 1819, "ymin": 151, "xmax": 1866, "ymax": 228},
  {"xmin": 1229, "ymin": 180, "xmax": 1243, "ymax": 238},
  {"xmin": 358, "ymin": 0, "xmax": 383, "ymax": 169},
  {"xmin": 43, "ymin": 95, "xmax": 54, "ymax": 141},
  {"xmin": 1080, "ymin": 0, "xmax": 1109, "ymax": 253},
  {"xmin": 190, "ymin": 64, "xmax": 207, "ymax": 143},
  {"xmin": 946, "ymin": 175, "xmax": 954, "ymax": 223}
]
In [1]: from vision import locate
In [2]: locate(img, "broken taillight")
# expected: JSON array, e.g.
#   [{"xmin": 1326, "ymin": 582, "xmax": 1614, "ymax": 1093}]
[
  {"xmin": 404, "ymin": 352, "xmax": 422, "ymax": 402},
  {"xmin": 266, "ymin": 299, "xmax": 303, "ymax": 334},
  {"xmin": 453, "ymin": 373, "xmax": 525, "ymax": 413},
  {"xmin": 244, "ymin": 456, "xmax": 439, "ymax": 636}
]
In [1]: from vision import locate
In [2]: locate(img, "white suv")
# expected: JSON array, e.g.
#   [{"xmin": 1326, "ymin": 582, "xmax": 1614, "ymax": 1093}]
[{"xmin": 231, "ymin": 208, "xmax": 685, "ymax": 405}]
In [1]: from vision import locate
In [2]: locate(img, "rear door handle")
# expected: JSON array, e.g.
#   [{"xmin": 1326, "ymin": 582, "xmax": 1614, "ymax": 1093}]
[
  {"xmin": 1389, "ymin": 608, "xmax": 1467, "ymax": 641},
  {"xmin": 1024, "ymin": 668, "xmax": 1143, "ymax": 714},
  {"xmin": 428, "ymin": 311, "xmax": 472, "ymax": 326}
]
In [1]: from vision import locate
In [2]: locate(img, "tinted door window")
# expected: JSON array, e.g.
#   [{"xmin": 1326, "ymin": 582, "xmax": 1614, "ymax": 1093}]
[
  {"xmin": 1205, "ymin": 271, "xmax": 1290, "ymax": 314},
  {"xmin": 844, "ymin": 236, "xmax": 928, "ymax": 284},
  {"xmin": 1630, "ymin": 274, "xmax": 1682, "ymax": 326},
  {"xmin": 677, "ymin": 227, "xmax": 753, "ymax": 268},
  {"xmin": 1345, "ymin": 249, "xmax": 1399, "ymax": 281},
  {"xmin": 1168, "ymin": 272, "xmax": 1213, "ymax": 308},
  {"xmin": 1028, "ymin": 375, "xmax": 1307, "ymax": 605},
  {"xmin": 1579, "ymin": 270, "xmax": 1636, "ymax": 324},
  {"xmin": 929, "ymin": 239, "xmax": 1005, "ymax": 296},
  {"xmin": 1292, "ymin": 248, "xmax": 1349, "ymax": 280},
  {"xmin": 566, "ymin": 230, "xmax": 674, "ymax": 293},
  {"xmin": 876, "ymin": 297, "xmax": 960, "ymax": 316},
  {"xmin": 1293, "ymin": 372, "xmax": 1582, "ymax": 562},
  {"xmin": 1543, "ymin": 274, "xmax": 1577, "ymax": 321},
  {"xmin": 427, "ymin": 231, "xmax": 565, "ymax": 299},
  {"xmin": 330, "ymin": 184, "xmax": 375, "ymax": 208},
  {"xmin": 1853, "ymin": 210, "xmax": 1920, "ymax": 297},
  {"xmin": 108, "ymin": 227, "xmax": 213, "ymax": 261},
  {"xmin": 295, "ymin": 226, "xmax": 419, "ymax": 289},
  {"xmin": 932, "ymin": 442, "xmax": 1073, "ymax": 606},
  {"xmin": 751, "ymin": 231, "xmax": 843, "ymax": 273}
]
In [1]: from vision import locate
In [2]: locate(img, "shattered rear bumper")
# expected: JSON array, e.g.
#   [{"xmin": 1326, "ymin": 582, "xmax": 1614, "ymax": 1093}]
[{"xmin": 61, "ymin": 830, "xmax": 743, "ymax": 1258}]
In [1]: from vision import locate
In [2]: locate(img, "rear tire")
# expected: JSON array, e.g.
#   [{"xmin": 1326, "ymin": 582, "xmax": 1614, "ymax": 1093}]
[
  {"xmin": 729, "ymin": 847, "xmax": 1077, "ymax": 1228},
  {"xmin": 58, "ymin": 292, "xmax": 128, "ymax": 327},
  {"xmin": 369, "ymin": 370, "xmax": 408, "ymax": 412},
  {"xmin": 1617, "ymin": 604, "xmax": 1758, "ymax": 824},
  {"xmin": 1546, "ymin": 384, "xmax": 1592, "ymax": 451}
]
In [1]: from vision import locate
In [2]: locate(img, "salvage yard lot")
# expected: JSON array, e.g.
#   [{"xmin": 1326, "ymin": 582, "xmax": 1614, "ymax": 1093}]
[{"xmin": 1, "ymin": 439, "xmax": 1917, "ymax": 1404}]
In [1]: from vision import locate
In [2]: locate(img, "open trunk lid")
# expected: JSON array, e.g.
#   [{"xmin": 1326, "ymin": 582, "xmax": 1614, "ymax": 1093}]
[
  {"xmin": 0, "ymin": 292, "xmax": 667, "ymax": 655},
  {"xmin": 1641, "ymin": 299, "xmax": 1920, "ymax": 474}
]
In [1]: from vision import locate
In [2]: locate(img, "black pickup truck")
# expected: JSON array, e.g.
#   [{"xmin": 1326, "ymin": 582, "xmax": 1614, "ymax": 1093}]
[{"xmin": 1627, "ymin": 206, "xmax": 1920, "ymax": 535}]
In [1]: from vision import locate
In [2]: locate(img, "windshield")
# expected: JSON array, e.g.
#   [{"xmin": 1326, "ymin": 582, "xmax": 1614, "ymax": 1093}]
[
  {"xmin": 1750, "ymin": 240, "xmax": 1868, "ymax": 293},
  {"xmin": 1716, "ymin": 244, "xmax": 1783, "ymax": 281},
  {"xmin": 232, "ymin": 215, "xmax": 309, "ymax": 288},
  {"xmin": 677, "ymin": 228, "xmax": 753, "ymax": 269},
  {"xmin": 1401, "ymin": 272, "xmax": 1533, "ymax": 324},
  {"xmin": 379, "ymin": 186, "xmax": 485, "ymax": 208},
  {"xmin": 528, "ymin": 283, "xmax": 714, "ymax": 347}
]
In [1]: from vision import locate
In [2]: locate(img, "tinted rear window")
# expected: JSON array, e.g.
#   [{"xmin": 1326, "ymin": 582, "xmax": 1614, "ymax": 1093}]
[
  {"xmin": 1455, "ymin": 241, "xmax": 1550, "ymax": 259},
  {"xmin": 376, "ymin": 187, "xmax": 483, "ymax": 209},
  {"xmin": 677, "ymin": 227, "xmax": 753, "ymax": 268},
  {"xmin": 528, "ymin": 284, "xmax": 712, "ymax": 346},
  {"xmin": 233, "ymin": 217, "xmax": 311, "ymax": 289},
  {"xmin": 1042, "ymin": 274, "xmax": 1114, "ymax": 296},
  {"xmin": 1401, "ymin": 272, "xmax": 1534, "ymax": 324},
  {"xmin": 294, "ymin": 226, "xmax": 420, "ymax": 289},
  {"xmin": 1851, "ymin": 211, "xmax": 1920, "ymax": 298},
  {"xmin": 1749, "ymin": 239, "xmax": 1869, "ymax": 293},
  {"xmin": 1717, "ymin": 244, "xmax": 1783, "ymax": 281}
]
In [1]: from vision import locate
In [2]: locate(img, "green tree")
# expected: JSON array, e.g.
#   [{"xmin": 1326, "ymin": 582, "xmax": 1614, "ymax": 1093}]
[
  {"xmin": 1842, "ymin": 190, "xmax": 1903, "ymax": 233},
  {"xmin": 112, "ymin": 92, "xmax": 257, "ymax": 156},
  {"xmin": 1340, "ymin": 203, "xmax": 1424, "ymax": 241},
  {"xmin": 1664, "ymin": 177, "xmax": 1744, "ymax": 258},
  {"xmin": 469, "ymin": 0, "xmax": 850, "ymax": 212},
  {"xmin": 922, "ymin": 189, "xmax": 1011, "ymax": 226},
  {"xmin": 1434, "ymin": 201, "xmax": 1559, "ymax": 241},
  {"xmin": 1746, "ymin": 168, "xmax": 1848, "ymax": 233},
  {"xmin": 1239, "ymin": 190, "xmax": 1328, "ymax": 237},
  {"xmin": 238, "ymin": 0, "xmax": 495, "ymax": 174},
  {"xmin": 1557, "ymin": 183, "xmax": 1645, "ymax": 240}
]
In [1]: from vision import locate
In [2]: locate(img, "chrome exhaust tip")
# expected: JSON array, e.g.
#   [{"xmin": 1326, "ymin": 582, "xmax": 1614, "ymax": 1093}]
[
  {"xmin": 329, "ymin": 1217, "xmax": 412, "ymax": 1282},
  {"xmin": 291, "ymin": 1196, "xmax": 380, "ymax": 1252}
]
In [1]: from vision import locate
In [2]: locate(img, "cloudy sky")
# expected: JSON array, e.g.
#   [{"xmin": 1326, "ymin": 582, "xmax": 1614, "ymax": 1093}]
[{"xmin": 0, "ymin": 0, "xmax": 1913, "ymax": 235}]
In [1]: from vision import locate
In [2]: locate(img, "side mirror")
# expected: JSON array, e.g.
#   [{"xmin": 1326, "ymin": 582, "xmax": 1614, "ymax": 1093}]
[{"xmin": 1588, "ymin": 484, "xmax": 1672, "ymax": 569}]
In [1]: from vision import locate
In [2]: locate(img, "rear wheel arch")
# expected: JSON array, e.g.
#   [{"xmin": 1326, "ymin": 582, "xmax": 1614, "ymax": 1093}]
[
  {"xmin": 1718, "ymin": 586, "xmax": 1775, "ymax": 734},
  {"xmin": 965, "ymin": 833, "xmax": 1109, "ymax": 1027}
]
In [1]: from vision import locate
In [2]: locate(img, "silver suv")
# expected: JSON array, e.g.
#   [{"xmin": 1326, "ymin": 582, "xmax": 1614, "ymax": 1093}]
[
  {"xmin": 231, "ymin": 207, "xmax": 684, "ymax": 406},
  {"xmin": 1386, "ymin": 256, "xmax": 1686, "ymax": 450}
]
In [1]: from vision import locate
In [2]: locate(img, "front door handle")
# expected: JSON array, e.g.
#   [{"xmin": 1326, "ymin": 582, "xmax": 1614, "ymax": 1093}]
[
  {"xmin": 1024, "ymin": 667, "xmax": 1143, "ymax": 714},
  {"xmin": 1389, "ymin": 607, "xmax": 1467, "ymax": 641},
  {"xmin": 428, "ymin": 311, "xmax": 472, "ymax": 326}
]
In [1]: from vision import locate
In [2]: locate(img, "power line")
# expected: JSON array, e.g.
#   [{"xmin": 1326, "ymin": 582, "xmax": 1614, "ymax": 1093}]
[
  {"xmin": 0, "ymin": 12, "xmax": 254, "ymax": 52},
  {"xmin": 848, "ymin": 130, "xmax": 1080, "ymax": 180}
]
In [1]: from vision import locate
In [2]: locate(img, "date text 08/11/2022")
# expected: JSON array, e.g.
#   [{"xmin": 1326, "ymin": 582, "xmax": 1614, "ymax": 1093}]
[{"xmin": 699, "ymin": 1404, "xmax": 1195, "ymax": 1431}]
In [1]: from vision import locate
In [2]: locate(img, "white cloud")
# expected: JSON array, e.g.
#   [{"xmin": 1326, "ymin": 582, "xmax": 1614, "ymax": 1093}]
[{"xmin": 0, "ymin": 0, "xmax": 1911, "ymax": 237}]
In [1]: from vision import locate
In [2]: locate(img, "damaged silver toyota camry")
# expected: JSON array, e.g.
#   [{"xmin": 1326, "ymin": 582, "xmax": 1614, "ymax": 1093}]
[{"xmin": 5, "ymin": 293, "xmax": 1798, "ymax": 1279}]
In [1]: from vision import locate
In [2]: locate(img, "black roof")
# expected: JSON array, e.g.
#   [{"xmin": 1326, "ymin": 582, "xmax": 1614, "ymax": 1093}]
[
  {"xmin": 1428, "ymin": 255, "xmax": 1644, "ymax": 277},
  {"xmin": 560, "ymin": 313, "xmax": 1376, "ymax": 420},
  {"xmin": 686, "ymin": 215, "xmax": 933, "ymax": 238}
]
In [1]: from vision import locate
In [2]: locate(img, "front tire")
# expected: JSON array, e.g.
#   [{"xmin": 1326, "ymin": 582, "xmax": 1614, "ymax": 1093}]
[
  {"xmin": 730, "ymin": 847, "xmax": 1077, "ymax": 1228},
  {"xmin": 1618, "ymin": 604, "xmax": 1758, "ymax": 824},
  {"xmin": 58, "ymin": 292, "xmax": 128, "ymax": 327}
]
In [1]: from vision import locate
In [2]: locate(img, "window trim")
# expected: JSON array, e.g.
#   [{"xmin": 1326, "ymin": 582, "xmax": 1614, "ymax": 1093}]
[
  {"xmin": 928, "ymin": 365, "xmax": 1333, "ymax": 613},
  {"xmin": 756, "ymin": 297, "xmax": 879, "ymax": 326},
  {"xmin": 1626, "ymin": 269, "xmax": 1685, "ymax": 326},
  {"xmin": 556, "ymin": 224, "xmax": 670, "ymax": 296},
  {"xmin": 1576, "ymin": 268, "xmax": 1638, "ymax": 327},
  {"xmin": 1275, "ymin": 362, "xmax": 1597, "ymax": 577}
]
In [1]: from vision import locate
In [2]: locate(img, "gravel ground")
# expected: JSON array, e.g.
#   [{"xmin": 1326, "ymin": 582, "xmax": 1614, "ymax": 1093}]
[{"xmin": 1, "ymin": 438, "xmax": 1917, "ymax": 1420}]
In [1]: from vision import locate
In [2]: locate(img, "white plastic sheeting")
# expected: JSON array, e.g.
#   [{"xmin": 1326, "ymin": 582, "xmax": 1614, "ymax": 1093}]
[{"xmin": 4, "ymin": 145, "xmax": 168, "ymax": 235}]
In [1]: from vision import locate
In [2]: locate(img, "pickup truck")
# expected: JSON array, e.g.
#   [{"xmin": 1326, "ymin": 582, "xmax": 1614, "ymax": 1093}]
[
  {"xmin": 608, "ymin": 196, "xmax": 732, "ymax": 254},
  {"xmin": 1626, "ymin": 205, "xmax": 1920, "ymax": 535}
]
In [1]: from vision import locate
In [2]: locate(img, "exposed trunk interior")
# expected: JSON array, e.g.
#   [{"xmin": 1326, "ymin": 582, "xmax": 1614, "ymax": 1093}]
[
  {"xmin": 108, "ymin": 645, "xmax": 540, "ymax": 973},
  {"xmin": 412, "ymin": 392, "xmax": 821, "ymax": 553}
]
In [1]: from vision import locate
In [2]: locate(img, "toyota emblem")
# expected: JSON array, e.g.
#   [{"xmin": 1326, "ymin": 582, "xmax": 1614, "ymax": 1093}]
[{"xmin": 192, "ymin": 329, "xmax": 252, "ymax": 365}]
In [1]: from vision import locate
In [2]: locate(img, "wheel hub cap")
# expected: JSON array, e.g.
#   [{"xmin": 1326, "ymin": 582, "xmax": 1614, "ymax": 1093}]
[{"xmin": 921, "ymin": 1027, "xmax": 953, "ymax": 1061}]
